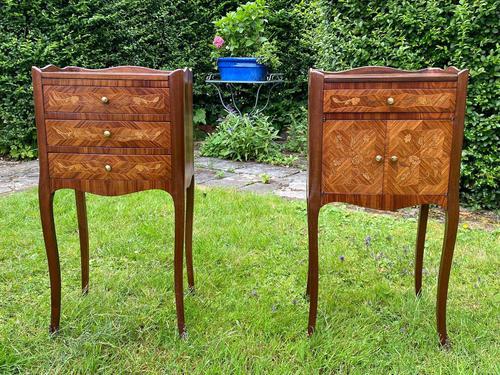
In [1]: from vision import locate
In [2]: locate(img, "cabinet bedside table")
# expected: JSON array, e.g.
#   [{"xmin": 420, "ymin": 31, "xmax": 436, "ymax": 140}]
[
  {"xmin": 306, "ymin": 66, "xmax": 468, "ymax": 345},
  {"xmin": 32, "ymin": 65, "xmax": 194, "ymax": 337}
]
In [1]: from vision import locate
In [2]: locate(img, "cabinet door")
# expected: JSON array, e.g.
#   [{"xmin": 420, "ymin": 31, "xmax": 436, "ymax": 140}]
[
  {"xmin": 322, "ymin": 120, "xmax": 385, "ymax": 194},
  {"xmin": 385, "ymin": 120, "xmax": 452, "ymax": 195}
]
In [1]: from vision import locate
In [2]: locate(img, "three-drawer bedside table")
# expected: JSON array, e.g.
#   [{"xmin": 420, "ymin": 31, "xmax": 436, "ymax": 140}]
[
  {"xmin": 306, "ymin": 66, "xmax": 468, "ymax": 345},
  {"xmin": 32, "ymin": 65, "xmax": 194, "ymax": 336}
]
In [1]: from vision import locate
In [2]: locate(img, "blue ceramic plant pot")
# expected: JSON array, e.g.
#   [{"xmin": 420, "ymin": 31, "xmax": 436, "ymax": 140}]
[{"xmin": 217, "ymin": 57, "xmax": 267, "ymax": 82}]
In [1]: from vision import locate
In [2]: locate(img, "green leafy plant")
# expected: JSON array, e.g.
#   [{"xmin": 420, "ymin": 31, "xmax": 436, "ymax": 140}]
[
  {"xmin": 211, "ymin": 0, "xmax": 281, "ymax": 68},
  {"xmin": 260, "ymin": 173, "xmax": 271, "ymax": 184},
  {"xmin": 284, "ymin": 106, "xmax": 307, "ymax": 153},
  {"xmin": 200, "ymin": 113, "xmax": 291, "ymax": 165},
  {"xmin": 193, "ymin": 108, "xmax": 207, "ymax": 126}
]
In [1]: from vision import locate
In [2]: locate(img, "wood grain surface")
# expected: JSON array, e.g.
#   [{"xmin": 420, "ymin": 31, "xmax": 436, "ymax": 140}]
[
  {"xmin": 322, "ymin": 120, "xmax": 386, "ymax": 194},
  {"xmin": 48, "ymin": 153, "xmax": 171, "ymax": 180},
  {"xmin": 323, "ymin": 89, "xmax": 455, "ymax": 113},
  {"xmin": 384, "ymin": 120, "xmax": 452, "ymax": 196},
  {"xmin": 43, "ymin": 86, "xmax": 169, "ymax": 115},
  {"xmin": 46, "ymin": 120, "xmax": 171, "ymax": 149}
]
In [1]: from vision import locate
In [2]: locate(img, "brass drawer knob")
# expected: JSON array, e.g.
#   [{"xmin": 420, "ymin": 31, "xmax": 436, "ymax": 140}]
[
  {"xmin": 104, "ymin": 164, "xmax": 112, "ymax": 172},
  {"xmin": 375, "ymin": 155, "xmax": 383, "ymax": 162},
  {"xmin": 387, "ymin": 97, "xmax": 395, "ymax": 105},
  {"xmin": 391, "ymin": 155, "xmax": 398, "ymax": 162},
  {"xmin": 103, "ymin": 130, "xmax": 111, "ymax": 138},
  {"xmin": 101, "ymin": 96, "xmax": 109, "ymax": 104}
]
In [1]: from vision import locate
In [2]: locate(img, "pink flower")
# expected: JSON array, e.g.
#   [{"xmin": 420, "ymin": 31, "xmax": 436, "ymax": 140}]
[{"xmin": 213, "ymin": 36, "xmax": 225, "ymax": 49}]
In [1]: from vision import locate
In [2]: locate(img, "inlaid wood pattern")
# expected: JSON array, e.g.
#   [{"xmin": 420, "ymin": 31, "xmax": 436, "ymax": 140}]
[
  {"xmin": 323, "ymin": 89, "xmax": 455, "ymax": 113},
  {"xmin": 46, "ymin": 120, "xmax": 171, "ymax": 149},
  {"xmin": 42, "ymin": 78, "xmax": 168, "ymax": 87},
  {"xmin": 322, "ymin": 120, "xmax": 386, "ymax": 194},
  {"xmin": 384, "ymin": 120, "xmax": 452, "ymax": 196},
  {"xmin": 324, "ymin": 81, "xmax": 456, "ymax": 89},
  {"xmin": 43, "ymin": 86, "xmax": 169, "ymax": 114},
  {"xmin": 48, "ymin": 154, "xmax": 171, "ymax": 180}
]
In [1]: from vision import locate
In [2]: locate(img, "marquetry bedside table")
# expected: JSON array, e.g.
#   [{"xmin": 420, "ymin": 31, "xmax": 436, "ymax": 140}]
[
  {"xmin": 306, "ymin": 66, "xmax": 468, "ymax": 345},
  {"xmin": 32, "ymin": 65, "xmax": 194, "ymax": 337}
]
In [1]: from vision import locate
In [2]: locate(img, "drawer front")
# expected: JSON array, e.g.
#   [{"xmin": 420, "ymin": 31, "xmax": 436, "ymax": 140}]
[
  {"xmin": 323, "ymin": 89, "xmax": 455, "ymax": 113},
  {"xmin": 43, "ymin": 86, "xmax": 169, "ymax": 114},
  {"xmin": 48, "ymin": 154, "xmax": 171, "ymax": 180},
  {"xmin": 46, "ymin": 120, "xmax": 171, "ymax": 149}
]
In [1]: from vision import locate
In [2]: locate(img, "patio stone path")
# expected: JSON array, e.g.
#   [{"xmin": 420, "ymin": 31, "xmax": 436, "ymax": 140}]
[{"xmin": 1, "ymin": 156, "xmax": 497, "ymax": 230}]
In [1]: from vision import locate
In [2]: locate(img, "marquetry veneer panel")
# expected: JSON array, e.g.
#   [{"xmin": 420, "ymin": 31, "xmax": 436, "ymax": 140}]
[
  {"xmin": 384, "ymin": 120, "xmax": 452, "ymax": 196},
  {"xmin": 323, "ymin": 89, "xmax": 455, "ymax": 113},
  {"xmin": 322, "ymin": 120, "xmax": 385, "ymax": 194},
  {"xmin": 43, "ymin": 86, "xmax": 169, "ymax": 115},
  {"xmin": 46, "ymin": 120, "xmax": 171, "ymax": 150},
  {"xmin": 48, "ymin": 154, "xmax": 171, "ymax": 180}
]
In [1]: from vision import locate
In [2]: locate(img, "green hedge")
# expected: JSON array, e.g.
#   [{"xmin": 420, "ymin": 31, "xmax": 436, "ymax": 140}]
[
  {"xmin": 1, "ymin": 0, "xmax": 498, "ymax": 208},
  {"xmin": 315, "ymin": 0, "xmax": 499, "ymax": 209}
]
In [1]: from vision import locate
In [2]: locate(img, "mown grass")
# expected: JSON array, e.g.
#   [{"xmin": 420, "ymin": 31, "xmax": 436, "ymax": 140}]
[{"xmin": 0, "ymin": 187, "xmax": 498, "ymax": 374}]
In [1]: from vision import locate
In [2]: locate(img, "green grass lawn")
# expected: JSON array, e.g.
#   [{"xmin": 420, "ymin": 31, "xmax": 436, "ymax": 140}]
[{"xmin": 0, "ymin": 188, "xmax": 498, "ymax": 374}]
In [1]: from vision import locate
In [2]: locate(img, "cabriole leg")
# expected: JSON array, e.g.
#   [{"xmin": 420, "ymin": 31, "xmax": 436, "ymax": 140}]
[
  {"xmin": 75, "ymin": 190, "xmax": 89, "ymax": 294},
  {"xmin": 415, "ymin": 204, "xmax": 429, "ymax": 296},
  {"xmin": 307, "ymin": 201, "xmax": 320, "ymax": 336},
  {"xmin": 173, "ymin": 195, "xmax": 186, "ymax": 337},
  {"xmin": 39, "ymin": 188, "xmax": 61, "ymax": 334},
  {"xmin": 185, "ymin": 176, "xmax": 195, "ymax": 292},
  {"xmin": 436, "ymin": 201, "xmax": 459, "ymax": 346}
]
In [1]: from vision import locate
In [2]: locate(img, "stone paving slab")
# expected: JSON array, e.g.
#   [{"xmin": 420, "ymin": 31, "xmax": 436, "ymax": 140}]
[{"xmin": 0, "ymin": 159, "xmax": 39, "ymax": 195}]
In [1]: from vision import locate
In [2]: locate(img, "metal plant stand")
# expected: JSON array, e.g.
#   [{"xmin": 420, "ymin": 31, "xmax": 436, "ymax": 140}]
[{"xmin": 205, "ymin": 73, "xmax": 284, "ymax": 116}]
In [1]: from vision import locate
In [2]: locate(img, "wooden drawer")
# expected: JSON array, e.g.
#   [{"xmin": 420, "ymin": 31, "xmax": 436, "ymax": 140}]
[
  {"xmin": 43, "ymin": 86, "xmax": 169, "ymax": 115},
  {"xmin": 48, "ymin": 154, "xmax": 171, "ymax": 180},
  {"xmin": 46, "ymin": 120, "xmax": 171, "ymax": 150},
  {"xmin": 323, "ymin": 89, "xmax": 455, "ymax": 113}
]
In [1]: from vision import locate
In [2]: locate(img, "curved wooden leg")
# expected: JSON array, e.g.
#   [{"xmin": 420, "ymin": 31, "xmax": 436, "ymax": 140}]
[
  {"xmin": 305, "ymin": 201, "xmax": 312, "ymax": 298},
  {"xmin": 436, "ymin": 202, "xmax": 459, "ymax": 346},
  {"xmin": 39, "ymin": 188, "xmax": 61, "ymax": 334},
  {"xmin": 75, "ymin": 190, "xmax": 89, "ymax": 294},
  {"xmin": 307, "ymin": 201, "xmax": 320, "ymax": 336},
  {"xmin": 173, "ymin": 195, "xmax": 186, "ymax": 337},
  {"xmin": 185, "ymin": 176, "xmax": 195, "ymax": 292},
  {"xmin": 415, "ymin": 204, "xmax": 429, "ymax": 296}
]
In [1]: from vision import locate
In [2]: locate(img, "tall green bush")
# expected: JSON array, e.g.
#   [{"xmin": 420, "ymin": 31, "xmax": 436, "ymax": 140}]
[{"xmin": 315, "ymin": 0, "xmax": 499, "ymax": 209}]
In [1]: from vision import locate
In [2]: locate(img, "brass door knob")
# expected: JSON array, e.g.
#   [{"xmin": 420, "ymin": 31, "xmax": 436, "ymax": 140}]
[
  {"xmin": 387, "ymin": 97, "xmax": 395, "ymax": 105},
  {"xmin": 101, "ymin": 96, "xmax": 109, "ymax": 104},
  {"xmin": 390, "ymin": 155, "xmax": 398, "ymax": 162},
  {"xmin": 103, "ymin": 130, "xmax": 111, "ymax": 138},
  {"xmin": 375, "ymin": 155, "xmax": 383, "ymax": 162},
  {"xmin": 104, "ymin": 164, "xmax": 112, "ymax": 172}
]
